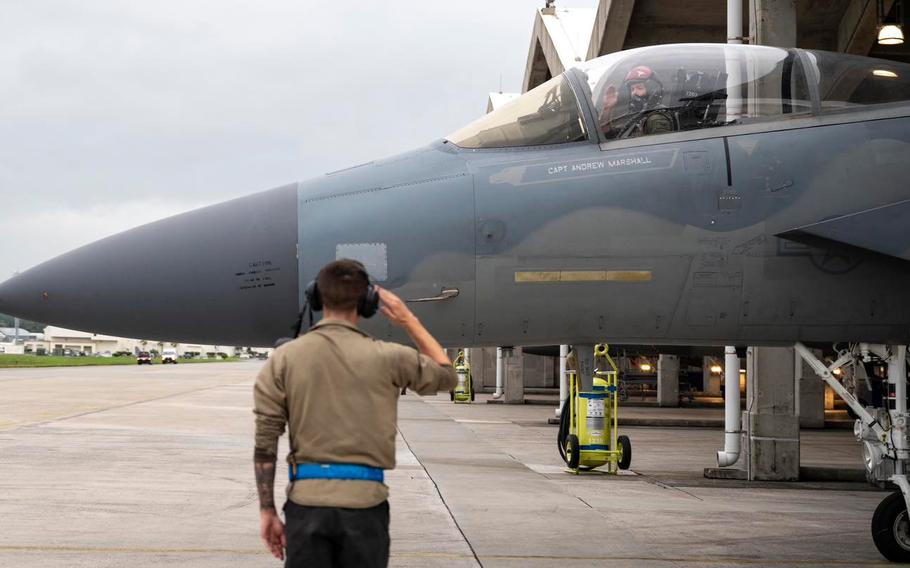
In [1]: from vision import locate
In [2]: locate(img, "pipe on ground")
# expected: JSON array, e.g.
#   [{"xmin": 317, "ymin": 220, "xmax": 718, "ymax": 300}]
[
  {"xmin": 717, "ymin": 345, "xmax": 742, "ymax": 467},
  {"xmin": 556, "ymin": 344, "xmax": 568, "ymax": 417},
  {"xmin": 493, "ymin": 347, "xmax": 503, "ymax": 399}
]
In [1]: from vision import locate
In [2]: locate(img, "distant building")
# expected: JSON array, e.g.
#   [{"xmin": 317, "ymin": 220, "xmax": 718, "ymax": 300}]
[
  {"xmin": 0, "ymin": 327, "xmax": 42, "ymax": 343},
  {"xmin": 15, "ymin": 325, "xmax": 269, "ymax": 358}
]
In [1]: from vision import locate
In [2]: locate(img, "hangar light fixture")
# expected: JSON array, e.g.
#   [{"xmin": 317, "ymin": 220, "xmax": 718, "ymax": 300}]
[
  {"xmin": 878, "ymin": 0, "xmax": 905, "ymax": 45},
  {"xmin": 640, "ymin": 362, "xmax": 652, "ymax": 372},
  {"xmin": 879, "ymin": 24, "xmax": 905, "ymax": 45},
  {"xmin": 710, "ymin": 364, "xmax": 723, "ymax": 374}
]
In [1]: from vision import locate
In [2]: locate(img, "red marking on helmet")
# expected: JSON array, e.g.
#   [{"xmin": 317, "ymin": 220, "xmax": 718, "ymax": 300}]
[{"xmin": 625, "ymin": 66, "xmax": 653, "ymax": 82}]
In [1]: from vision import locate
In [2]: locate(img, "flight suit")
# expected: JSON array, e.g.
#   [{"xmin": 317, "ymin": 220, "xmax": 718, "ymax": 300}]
[
  {"xmin": 254, "ymin": 319, "xmax": 456, "ymax": 568},
  {"xmin": 603, "ymin": 108, "xmax": 675, "ymax": 139},
  {"xmin": 640, "ymin": 110, "xmax": 674, "ymax": 136}
]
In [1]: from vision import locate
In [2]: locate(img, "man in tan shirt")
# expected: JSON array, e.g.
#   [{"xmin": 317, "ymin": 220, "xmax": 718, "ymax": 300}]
[{"xmin": 253, "ymin": 259, "xmax": 456, "ymax": 567}]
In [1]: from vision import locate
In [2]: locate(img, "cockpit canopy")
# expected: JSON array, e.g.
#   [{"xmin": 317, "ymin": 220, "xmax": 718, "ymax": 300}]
[{"xmin": 446, "ymin": 43, "xmax": 910, "ymax": 150}]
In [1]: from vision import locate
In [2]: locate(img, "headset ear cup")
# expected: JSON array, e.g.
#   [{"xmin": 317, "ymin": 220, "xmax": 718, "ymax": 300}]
[
  {"xmin": 359, "ymin": 285, "xmax": 380, "ymax": 318},
  {"xmin": 305, "ymin": 280, "xmax": 322, "ymax": 312}
]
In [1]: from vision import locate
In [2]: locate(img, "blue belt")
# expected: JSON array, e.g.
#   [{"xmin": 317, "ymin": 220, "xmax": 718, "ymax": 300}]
[{"xmin": 289, "ymin": 463, "xmax": 384, "ymax": 483}]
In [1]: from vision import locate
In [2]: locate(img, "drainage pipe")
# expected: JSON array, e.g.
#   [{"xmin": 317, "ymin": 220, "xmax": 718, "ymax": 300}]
[
  {"xmin": 717, "ymin": 345, "xmax": 742, "ymax": 467},
  {"xmin": 725, "ymin": 0, "xmax": 744, "ymax": 124},
  {"xmin": 727, "ymin": 0, "xmax": 743, "ymax": 43},
  {"xmin": 493, "ymin": 347, "xmax": 504, "ymax": 399},
  {"xmin": 556, "ymin": 344, "xmax": 568, "ymax": 417}
]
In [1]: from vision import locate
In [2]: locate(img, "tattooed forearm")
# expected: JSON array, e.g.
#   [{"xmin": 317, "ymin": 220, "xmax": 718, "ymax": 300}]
[{"xmin": 254, "ymin": 450, "xmax": 277, "ymax": 512}]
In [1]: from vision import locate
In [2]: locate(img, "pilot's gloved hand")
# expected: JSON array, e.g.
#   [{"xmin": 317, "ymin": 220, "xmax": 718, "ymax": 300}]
[{"xmin": 602, "ymin": 85, "xmax": 618, "ymax": 113}]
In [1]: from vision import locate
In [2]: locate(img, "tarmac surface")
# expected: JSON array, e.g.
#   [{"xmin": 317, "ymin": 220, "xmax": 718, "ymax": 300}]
[{"xmin": 0, "ymin": 361, "xmax": 894, "ymax": 567}]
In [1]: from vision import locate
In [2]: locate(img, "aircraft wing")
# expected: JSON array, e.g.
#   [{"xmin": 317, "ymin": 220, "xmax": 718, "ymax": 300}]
[{"xmin": 777, "ymin": 199, "xmax": 910, "ymax": 262}]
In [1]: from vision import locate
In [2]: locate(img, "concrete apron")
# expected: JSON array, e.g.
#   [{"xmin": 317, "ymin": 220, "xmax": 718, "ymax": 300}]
[
  {"xmin": 399, "ymin": 397, "xmax": 692, "ymax": 567},
  {"xmin": 400, "ymin": 395, "xmax": 890, "ymax": 568}
]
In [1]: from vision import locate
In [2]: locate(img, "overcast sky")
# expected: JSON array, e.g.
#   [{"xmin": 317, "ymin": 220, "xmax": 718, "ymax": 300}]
[{"xmin": 1, "ymin": 1, "xmax": 547, "ymax": 279}]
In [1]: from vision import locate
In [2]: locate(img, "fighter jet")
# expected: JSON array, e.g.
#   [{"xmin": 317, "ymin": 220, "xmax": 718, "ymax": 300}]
[{"xmin": 3, "ymin": 43, "xmax": 910, "ymax": 559}]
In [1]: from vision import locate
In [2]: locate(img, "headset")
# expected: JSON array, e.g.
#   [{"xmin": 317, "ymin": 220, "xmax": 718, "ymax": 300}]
[{"xmin": 292, "ymin": 261, "xmax": 379, "ymax": 338}]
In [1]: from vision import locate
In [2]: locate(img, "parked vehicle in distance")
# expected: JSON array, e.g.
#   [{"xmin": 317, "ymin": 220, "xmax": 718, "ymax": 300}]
[
  {"xmin": 161, "ymin": 348, "xmax": 178, "ymax": 364},
  {"xmin": 137, "ymin": 351, "xmax": 152, "ymax": 365}
]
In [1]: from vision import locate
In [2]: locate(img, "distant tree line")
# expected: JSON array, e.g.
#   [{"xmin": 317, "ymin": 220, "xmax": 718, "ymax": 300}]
[{"xmin": 0, "ymin": 313, "xmax": 45, "ymax": 333}]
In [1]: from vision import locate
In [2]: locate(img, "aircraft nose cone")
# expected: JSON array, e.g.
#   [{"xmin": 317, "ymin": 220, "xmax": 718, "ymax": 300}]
[
  {"xmin": 0, "ymin": 184, "xmax": 300, "ymax": 346},
  {"xmin": 0, "ymin": 274, "xmax": 36, "ymax": 318}
]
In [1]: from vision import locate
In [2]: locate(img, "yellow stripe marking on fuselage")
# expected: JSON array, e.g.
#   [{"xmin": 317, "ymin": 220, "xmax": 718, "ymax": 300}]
[{"xmin": 514, "ymin": 270, "xmax": 652, "ymax": 283}]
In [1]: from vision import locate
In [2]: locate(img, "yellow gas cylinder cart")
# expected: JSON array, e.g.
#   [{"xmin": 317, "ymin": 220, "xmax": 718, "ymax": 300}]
[
  {"xmin": 557, "ymin": 344, "xmax": 631, "ymax": 474},
  {"xmin": 449, "ymin": 350, "xmax": 474, "ymax": 403}
]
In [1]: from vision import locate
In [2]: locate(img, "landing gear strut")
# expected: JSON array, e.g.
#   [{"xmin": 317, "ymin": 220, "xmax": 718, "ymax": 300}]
[{"xmin": 796, "ymin": 343, "xmax": 909, "ymax": 562}]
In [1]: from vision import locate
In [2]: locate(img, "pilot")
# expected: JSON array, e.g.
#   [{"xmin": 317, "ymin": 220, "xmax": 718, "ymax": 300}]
[
  {"xmin": 252, "ymin": 259, "xmax": 456, "ymax": 568},
  {"xmin": 601, "ymin": 65, "xmax": 674, "ymax": 138}
]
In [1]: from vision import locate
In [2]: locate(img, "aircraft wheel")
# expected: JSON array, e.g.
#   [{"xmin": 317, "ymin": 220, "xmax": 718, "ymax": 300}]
[
  {"xmin": 617, "ymin": 435, "xmax": 632, "ymax": 470},
  {"xmin": 566, "ymin": 435, "xmax": 580, "ymax": 470},
  {"xmin": 872, "ymin": 491, "xmax": 910, "ymax": 562}
]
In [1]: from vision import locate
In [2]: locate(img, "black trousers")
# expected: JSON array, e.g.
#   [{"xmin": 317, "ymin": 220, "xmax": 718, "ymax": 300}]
[{"xmin": 284, "ymin": 500, "xmax": 389, "ymax": 568}]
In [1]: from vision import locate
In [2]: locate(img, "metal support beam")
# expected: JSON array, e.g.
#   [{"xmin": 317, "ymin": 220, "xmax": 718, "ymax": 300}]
[
  {"xmin": 749, "ymin": 0, "xmax": 797, "ymax": 47},
  {"xmin": 586, "ymin": 0, "xmax": 636, "ymax": 59}
]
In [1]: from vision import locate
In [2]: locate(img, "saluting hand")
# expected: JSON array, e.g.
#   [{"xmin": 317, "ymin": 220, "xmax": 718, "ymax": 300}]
[{"xmin": 376, "ymin": 286, "xmax": 417, "ymax": 328}]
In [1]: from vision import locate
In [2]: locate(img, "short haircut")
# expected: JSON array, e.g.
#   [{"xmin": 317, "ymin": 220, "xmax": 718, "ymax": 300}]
[{"xmin": 317, "ymin": 259, "xmax": 368, "ymax": 311}]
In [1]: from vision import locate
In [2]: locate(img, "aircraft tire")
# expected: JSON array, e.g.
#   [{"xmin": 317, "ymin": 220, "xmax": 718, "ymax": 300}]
[
  {"xmin": 618, "ymin": 435, "xmax": 632, "ymax": 470},
  {"xmin": 872, "ymin": 491, "xmax": 910, "ymax": 562},
  {"xmin": 566, "ymin": 435, "xmax": 580, "ymax": 470},
  {"xmin": 449, "ymin": 390, "xmax": 454, "ymax": 401}
]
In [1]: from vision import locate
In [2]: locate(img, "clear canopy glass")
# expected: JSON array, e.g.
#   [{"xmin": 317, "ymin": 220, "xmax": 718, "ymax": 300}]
[
  {"xmin": 446, "ymin": 44, "xmax": 910, "ymax": 150},
  {"xmin": 803, "ymin": 50, "xmax": 910, "ymax": 110},
  {"xmin": 576, "ymin": 43, "xmax": 811, "ymax": 141},
  {"xmin": 446, "ymin": 74, "xmax": 587, "ymax": 149}
]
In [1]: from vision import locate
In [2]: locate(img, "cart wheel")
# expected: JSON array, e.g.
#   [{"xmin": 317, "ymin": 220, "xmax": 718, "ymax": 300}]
[
  {"xmin": 872, "ymin": 491, "xmax": 910, "ymax": 562},
  {"xmin": 566, "ymin": 435, "xmax": 580, "ymax": 470},
  {"xmin": 617, "ymin": 435, "xmax": 632, "ymax": 470},
  {"xmin": 449, "ymin": 390, "xmax": 454, "ymax": 401}
]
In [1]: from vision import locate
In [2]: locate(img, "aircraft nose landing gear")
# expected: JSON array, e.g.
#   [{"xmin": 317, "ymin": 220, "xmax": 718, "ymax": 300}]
[{"xmin": 796, "ymin": 343, "xmax": 910, "ymax": 563}]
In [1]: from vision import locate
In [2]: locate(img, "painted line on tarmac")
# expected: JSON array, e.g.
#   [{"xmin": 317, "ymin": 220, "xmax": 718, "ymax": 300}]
[{"xmin": 474, "ymin": 556, "xmax": 891, "ymax": 566}]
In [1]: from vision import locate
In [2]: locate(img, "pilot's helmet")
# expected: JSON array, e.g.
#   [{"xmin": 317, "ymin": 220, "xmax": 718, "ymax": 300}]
[{"xmin": 623, "ymin": 65, "xmax": 663, "ymax": 113}]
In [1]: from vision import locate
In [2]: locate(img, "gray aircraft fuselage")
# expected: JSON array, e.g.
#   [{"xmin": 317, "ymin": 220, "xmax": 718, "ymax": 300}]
[{"xmin": 2, "ymin": 44, "xmax": 909, "ymax": 348}]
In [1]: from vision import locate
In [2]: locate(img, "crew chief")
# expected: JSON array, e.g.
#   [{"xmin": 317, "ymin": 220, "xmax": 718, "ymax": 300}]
[{"xmin": 253, "ymin": 259, "xmax": 457, "ymax": 567}]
